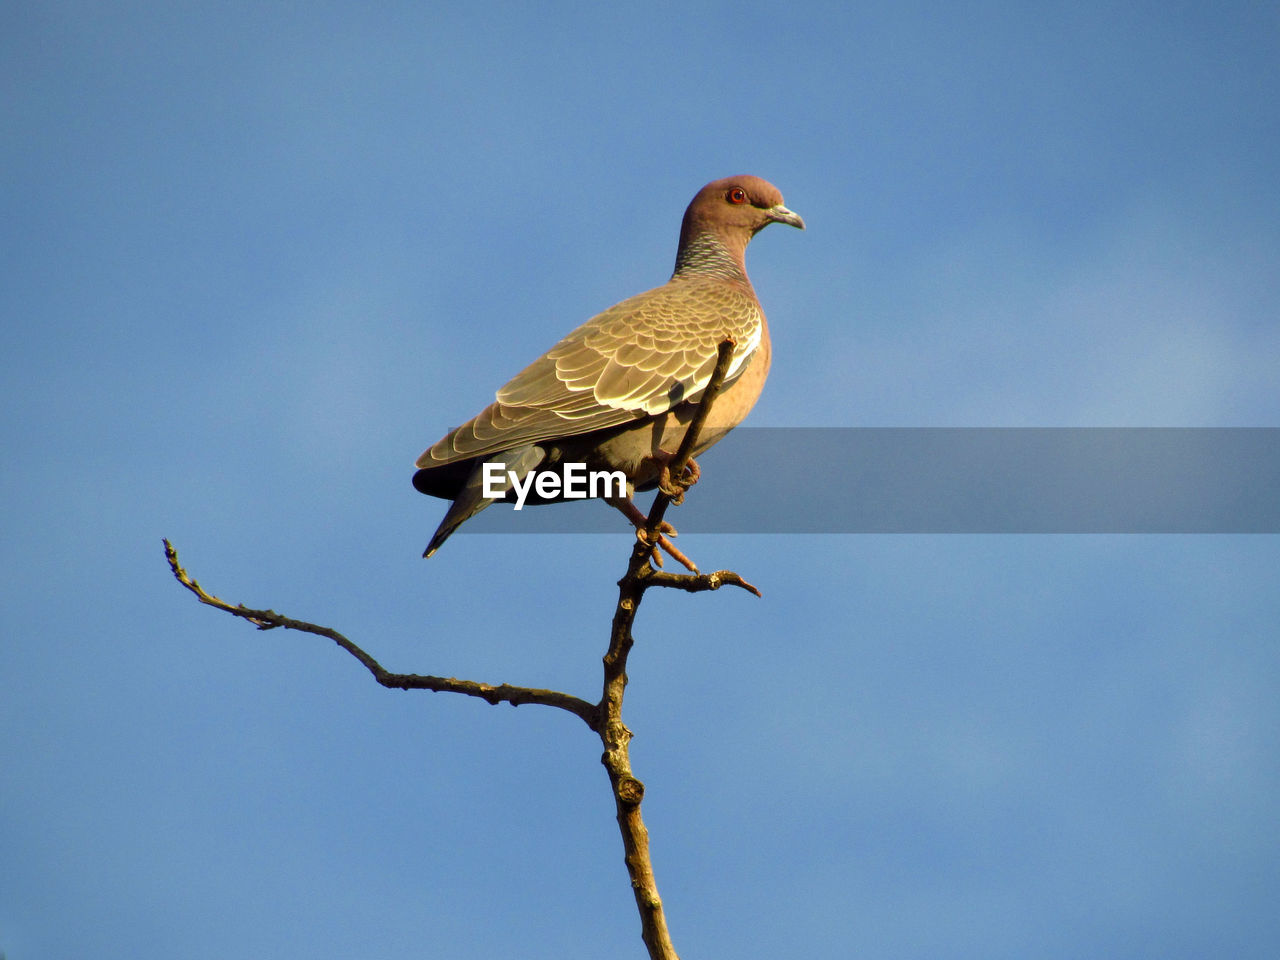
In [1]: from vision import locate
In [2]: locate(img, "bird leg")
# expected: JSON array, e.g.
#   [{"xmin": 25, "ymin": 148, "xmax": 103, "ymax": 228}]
[{"xmin": 610, "ymin": 498, "xmax": 699, "ymax": 573}]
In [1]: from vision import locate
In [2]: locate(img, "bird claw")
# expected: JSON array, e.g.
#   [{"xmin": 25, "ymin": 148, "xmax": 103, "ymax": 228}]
[
  {"xmin": 656, "ymin": 455, "xmax": 701, "ymax": 502},
  {"xmin": 614, "ymin": 497, "xmax": 699, "ymax": 572},
  {"xmin": 640, "ymin": 529, "xmax": 698, "ymax": 573},
  {"xmin": 635, "ymin": 520, "xmax": 678, "ymax": 543},
  {"xmin": 634, "ymin": 521, "xmax": 697, "ymax": 571}
]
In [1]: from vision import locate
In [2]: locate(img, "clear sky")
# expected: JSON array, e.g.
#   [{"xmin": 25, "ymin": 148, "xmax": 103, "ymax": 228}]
[{"xmin": 3, "ymin": 2, "xmax": 1278, "ymax": 958}]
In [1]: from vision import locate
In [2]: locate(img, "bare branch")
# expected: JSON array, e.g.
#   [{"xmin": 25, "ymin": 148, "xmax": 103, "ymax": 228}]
[
  {"xmin": 163, "ymin": 337, "xmax": 758, "ymax": 960},
  {"xmin": 645, "ymin": 568, "xmax": 761, "ymax": 597},
  {"xmin": 594, "ymin": 337, "xmax": 753, "ymax": 960},
  {"xmin": 162, "ymin": 539, "xmax": 598, "ymax": 725}
]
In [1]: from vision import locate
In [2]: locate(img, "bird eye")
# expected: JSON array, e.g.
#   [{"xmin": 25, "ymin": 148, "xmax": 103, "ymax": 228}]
[{"xmin": 727, "ymin": 187, "xmax": 748, "ymax": 205}]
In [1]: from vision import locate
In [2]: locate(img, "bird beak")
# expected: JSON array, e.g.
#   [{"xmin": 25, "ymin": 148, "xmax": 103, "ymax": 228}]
[{"xmin": 766, "ymin": 204, "xmax": 805, "ymax": 230}]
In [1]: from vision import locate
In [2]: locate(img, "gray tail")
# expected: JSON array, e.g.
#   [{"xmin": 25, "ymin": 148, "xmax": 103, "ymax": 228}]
[{"xmin": 423, "ymin": 445, "xmax": 544, "ymax": 557}]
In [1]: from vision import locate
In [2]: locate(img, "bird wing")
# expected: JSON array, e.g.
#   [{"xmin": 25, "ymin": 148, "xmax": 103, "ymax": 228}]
[{"xmin": 418, "ymin": 278, "xmax": 761, "ymax": 467}]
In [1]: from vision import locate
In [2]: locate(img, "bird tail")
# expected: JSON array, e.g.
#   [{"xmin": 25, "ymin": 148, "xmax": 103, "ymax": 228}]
[{"xmin": 423, "ymin": 444, "xmax": 544, "ymax": 557}]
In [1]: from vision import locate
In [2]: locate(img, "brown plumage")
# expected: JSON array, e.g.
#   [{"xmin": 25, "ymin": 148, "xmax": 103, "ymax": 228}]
[{"xmin": 413, "ymin": 175, "xmax": 804, "ymax": 557}]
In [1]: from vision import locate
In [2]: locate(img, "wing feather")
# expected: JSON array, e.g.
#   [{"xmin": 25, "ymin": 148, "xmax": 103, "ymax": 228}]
[{"xmin": 419, "ymin": 277, "xmax": 761, "ymax": 468}]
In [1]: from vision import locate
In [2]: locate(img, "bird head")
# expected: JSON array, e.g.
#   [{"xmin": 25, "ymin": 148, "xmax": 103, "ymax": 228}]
[
  {"xmin": 674, "ymin": 175, "xmax": 803, "ymax": 278},
  {"xmin": 685, "ymin": 175, "xmax": 805, "ymax": 237}
]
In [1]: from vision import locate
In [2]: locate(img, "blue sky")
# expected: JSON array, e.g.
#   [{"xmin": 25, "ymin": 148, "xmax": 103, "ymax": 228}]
[{"xmin": 3, "ymin": 2, "xmax": 1278, "ymax": 958}]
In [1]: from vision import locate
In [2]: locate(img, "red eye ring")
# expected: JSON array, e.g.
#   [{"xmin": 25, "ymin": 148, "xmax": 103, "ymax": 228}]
[{"xmin": 727, "ymin": 187, "xmax": 748, "ymax": 205}]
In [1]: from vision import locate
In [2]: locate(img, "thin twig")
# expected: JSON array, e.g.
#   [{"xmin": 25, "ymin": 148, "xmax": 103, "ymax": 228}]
[
  {"xmin": 645, "ymin": 568, "xmax": 761, "ymax": 597},
  {"xmin": 162, "ymin": 539, "xmax": 598, "ymax": 725}
]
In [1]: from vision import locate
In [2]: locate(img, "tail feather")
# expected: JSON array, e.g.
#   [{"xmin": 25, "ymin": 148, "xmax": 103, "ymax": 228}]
[{"xmin": 423, "ymin": 445, "xmax": 544, "ymax": 557}]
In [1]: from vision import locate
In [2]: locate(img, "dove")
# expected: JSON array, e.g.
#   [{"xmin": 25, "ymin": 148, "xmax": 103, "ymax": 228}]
[{"xmin": 413, "ymin": 175, "xmax": 803, "ymax": 561}]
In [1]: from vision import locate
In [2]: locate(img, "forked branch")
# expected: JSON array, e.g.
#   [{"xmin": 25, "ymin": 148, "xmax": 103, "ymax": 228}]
[{"xmin": 163, "ymin": 337, "xmax": 755, "ymax": 960}]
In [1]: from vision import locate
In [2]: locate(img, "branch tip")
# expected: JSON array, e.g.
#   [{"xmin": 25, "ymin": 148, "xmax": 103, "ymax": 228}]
[{"xmin": 161, "ymin": 539, "xmax": 596, "ymax": 724}]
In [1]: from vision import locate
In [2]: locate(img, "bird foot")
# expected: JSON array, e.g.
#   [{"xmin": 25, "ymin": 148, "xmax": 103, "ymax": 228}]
[
  {"xmin": 611, "ymin": 497, "xmax": 699, "ymax": 572},
  {"xmin": 655, "ymin": 454, "xmax": 701, "ymax": 503},
  {"xmin": 635, "ymin": 524, "xmax": 698, "ymax": 573}
]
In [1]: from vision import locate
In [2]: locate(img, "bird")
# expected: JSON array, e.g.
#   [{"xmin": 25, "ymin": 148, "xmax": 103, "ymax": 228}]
[{"xmin": 413, "ymin": 175, "xmax": 804, "ymax": 564}]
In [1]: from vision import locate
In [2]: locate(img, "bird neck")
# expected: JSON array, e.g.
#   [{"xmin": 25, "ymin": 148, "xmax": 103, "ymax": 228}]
[{"xmin": 671, "ymin": 228, "xmax": 752, "ymax": 286}]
